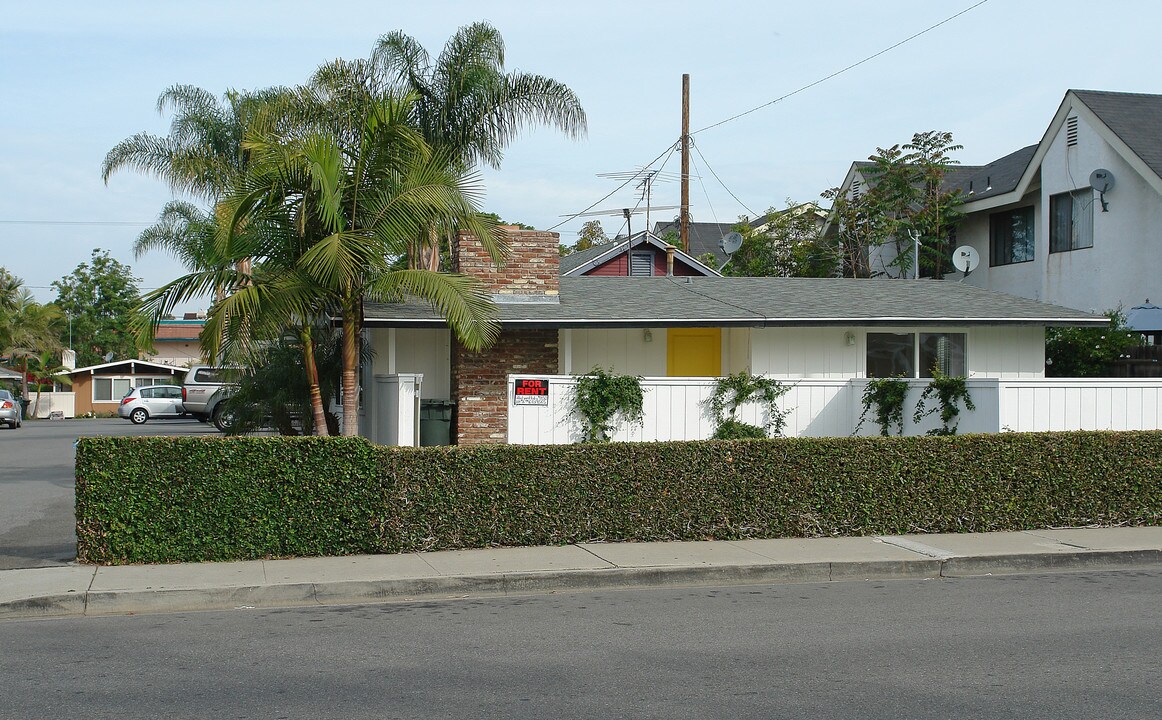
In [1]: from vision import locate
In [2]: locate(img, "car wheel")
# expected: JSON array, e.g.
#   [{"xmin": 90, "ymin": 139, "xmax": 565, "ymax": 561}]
[
  {"xmin": 212, "ymin": 406, "xmax": 234, "ymax": 432},
  {"xmin": 129, "ymin": 408, "xmax": 149, "ymax": 425}
]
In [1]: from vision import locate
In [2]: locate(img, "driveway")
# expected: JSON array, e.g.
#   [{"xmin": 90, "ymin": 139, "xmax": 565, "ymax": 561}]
[{"xmin": 0, "ymin": 418, "xmax": 219, "ymax": 570}]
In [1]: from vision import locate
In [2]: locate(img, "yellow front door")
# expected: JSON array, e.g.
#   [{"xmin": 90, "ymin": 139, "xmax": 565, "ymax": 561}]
[{"xmin": 667, "ymin": 328, "xmax": 722, "ymax": 376}]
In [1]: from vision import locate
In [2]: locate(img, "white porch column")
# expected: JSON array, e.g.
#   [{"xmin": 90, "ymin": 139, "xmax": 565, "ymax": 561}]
[{"xmin": 561, "ymin": 329, "xmax": 573, "ymax": 375}]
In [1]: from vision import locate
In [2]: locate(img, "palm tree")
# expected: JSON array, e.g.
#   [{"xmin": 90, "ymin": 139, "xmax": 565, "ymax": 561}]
[
  {"xmin": 370, "ymin": 21, "xmax": 587, "ymax": 269},
  {"xmin": 231, "ymin": 71, "xmax": 502, "ymax": 436},
  {"xmin": 1, "ymin": 289, "xmax": 64, "ymax": 400},
  {"xmin": 102, "ymin": 85, "xmax": 281, "ymax": 203}
]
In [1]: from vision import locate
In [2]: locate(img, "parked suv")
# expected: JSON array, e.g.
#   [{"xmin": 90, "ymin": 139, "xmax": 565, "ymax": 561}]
[
  {"xmin": 117, "ymin": 385, "xmax": 185, "ymax": 425},
  {"xmin": 181, "ymin": 365, "xmax": 242, "ymax": 430}
]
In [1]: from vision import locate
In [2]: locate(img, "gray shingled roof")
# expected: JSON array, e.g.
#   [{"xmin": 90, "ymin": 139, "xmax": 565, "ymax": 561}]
[
  {"xmin": 559, "ymin": 240, "xmax": 617, "ymax": 274},
  {"xmin": 364, "ymin": 276, "xmax": 1104, "ymax": 329},
  {"xmin": 949, "ymin": 144, "xmax": 1038, "ymax": 204},
  {"xmin": 1074, "ymin": 89, "xmax": 1162, "ymax": 181}
]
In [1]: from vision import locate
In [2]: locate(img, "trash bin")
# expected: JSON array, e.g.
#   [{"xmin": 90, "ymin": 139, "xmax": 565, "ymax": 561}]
[
  {"xmin": 419, "ymin": 400, "xmax": 455, "ymax": 446},
  {"xmin": 17, "ymin": 398, "xmax": 28, "ymax": 420}
]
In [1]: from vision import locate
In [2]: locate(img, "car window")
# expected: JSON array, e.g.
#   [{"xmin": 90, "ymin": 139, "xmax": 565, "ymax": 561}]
[
  {"xmin": 161, "ymin": 386, "xmax": 182, "ymax": 399},
  {"xmin": 0, "ymin": 390, "xmax": 11, "ymax": 400},
  {"xmin": 193, "ymin": 368, "xmax": 223, "ymax": 383},
  {"xmin": 139, "ymin": 388, "xmax": 154, "ymax": 399}
]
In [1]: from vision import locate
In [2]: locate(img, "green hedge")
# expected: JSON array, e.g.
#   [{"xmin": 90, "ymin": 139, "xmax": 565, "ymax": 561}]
[{"xmin": 75, "ymin": 432, "xmax": 1162, "ymax": 564}]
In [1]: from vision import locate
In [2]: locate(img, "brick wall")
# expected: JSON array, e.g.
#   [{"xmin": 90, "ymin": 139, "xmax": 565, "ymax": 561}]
[
  {"xmin": 452, "ymin": 329, "xmax": 559, "ymax": 445},
  {"xmin": 453, "ymin": 227, "xmax": 560, "ymax": 297}
]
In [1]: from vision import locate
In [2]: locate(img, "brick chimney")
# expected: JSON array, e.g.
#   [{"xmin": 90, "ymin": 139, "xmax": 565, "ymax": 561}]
[
  {"xmin": 453, "ymin": 226, "xmax": 560, "ymax": 301},
  {"xmin": 449, "ymin": 226, "xmax": 562, "ymax": 445}
]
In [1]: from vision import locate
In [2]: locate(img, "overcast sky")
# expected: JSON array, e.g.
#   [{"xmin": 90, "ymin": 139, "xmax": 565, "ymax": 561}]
[{"xmin": 2, "ymin": 0, "xmax": 1157, "ymax": 311}]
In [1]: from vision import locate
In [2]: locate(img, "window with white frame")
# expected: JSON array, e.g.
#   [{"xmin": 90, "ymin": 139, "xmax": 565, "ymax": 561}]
[
  {"xmin": 92, "ymin": 375, "xmax": 173, "ymax": 402},
  {"xmin": 866, "ymin": 332, "xmax": 966, "ymax": 378},
  {"xmin": 1049, "ymin": 190, "xmax": 1093, "ymax": 253},
  {"xmin": 93, "ymin": 377, "xmax": 133, "ymax": 402}
]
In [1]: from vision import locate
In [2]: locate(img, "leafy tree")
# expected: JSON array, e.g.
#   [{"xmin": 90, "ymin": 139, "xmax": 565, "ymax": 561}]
[
  {"xmin": 1046, "ymin": 311, "xmax": 1141, "ymax": 376},
  {"xmin": 52, "ymin": 250, "xmax": 141, "ymax": 368},
  {"xmin": 372, "ymin": 21, "xmax": 586, "ymax": 269},
  {"xmin": 570, "ymin": 220, "xmax": 608, "ymax": 255},
  {"xmin": 824, "ymin": 131, "xmax": 964, "ymax": 278},
  {"xmin": 721, "ymin": 202, "xmax": 835, "ymax": 277}
]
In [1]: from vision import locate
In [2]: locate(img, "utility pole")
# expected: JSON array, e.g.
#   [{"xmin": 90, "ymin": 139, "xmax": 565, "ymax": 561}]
[{"xmin": 680, "ymin": 73, "xmax": 690, "ymax": 254}]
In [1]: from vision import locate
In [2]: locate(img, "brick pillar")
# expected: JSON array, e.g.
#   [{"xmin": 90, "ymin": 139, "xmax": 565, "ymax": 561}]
[{"xmin": 452, "ymin": 329, "xmax": 559, "ymax": 445}]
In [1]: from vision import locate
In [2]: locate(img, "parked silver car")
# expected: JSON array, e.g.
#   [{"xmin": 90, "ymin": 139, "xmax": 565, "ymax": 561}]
[
  {"xmin": 117, "ymin": 385, "xmax": 186, "ymax": 425},
  {"xmin": 0, "ymin": 389, "xmax": 22, "ymax": 428}
]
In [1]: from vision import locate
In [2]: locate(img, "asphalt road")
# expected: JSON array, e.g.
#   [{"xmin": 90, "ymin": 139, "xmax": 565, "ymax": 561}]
[
  {"xmin": 0, "ymin": 417, "xmax": 219, "ymax": 570},
  {"xmin": 2, "ymin": 568, "xmax": 1159, "ymax": 719}
]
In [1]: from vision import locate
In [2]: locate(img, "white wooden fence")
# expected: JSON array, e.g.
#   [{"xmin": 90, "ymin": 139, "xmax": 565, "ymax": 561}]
[
  {"xmin": 507, "ymin": 375, "xmax": 1162, "ymax": 444},
  {"xmin": 24, "ymin": 391, "xmax": 76, "ymax": 419}
]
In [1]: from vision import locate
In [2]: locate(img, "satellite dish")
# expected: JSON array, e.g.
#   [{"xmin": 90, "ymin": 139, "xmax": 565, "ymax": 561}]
[
  {"xmin": 103, "ymin": 351, "xmax": 115, "ymax": 362},
  {"xmin": 719, "ymin": 232, "xmax": 743, "ymax": 255},
  {"xmin": 1089, "ymin": 168, "xmax": 1115, "ymax": 193},
  {"xmin": 1089, "ymin": 168, "xmax": 1115, "ymax": 211},
  {"xmin": 952, "ymin": 245, "xmax": 980, "ymax": 277}
]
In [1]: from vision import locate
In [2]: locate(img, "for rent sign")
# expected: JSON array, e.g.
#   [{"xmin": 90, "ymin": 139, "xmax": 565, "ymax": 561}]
[{"xmin": 513, "ymin": 377, "xmax": 549, "ymax": 406}]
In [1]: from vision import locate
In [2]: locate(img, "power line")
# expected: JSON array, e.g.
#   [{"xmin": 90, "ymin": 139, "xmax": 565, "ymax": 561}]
[
  {"xmin": 546, "ymin": 142, "xmax": 679, "ymax": 232},
  {"xmin": 555, "ymin": 2, "xmax": 988, "ymax": 232},
  {"xmin": 691, "ymin": 139, "xmax": 759, "ymax": 219},
  {"xmin": 693, "ymin": 0, "xmax": 991, "ymax": 135}
]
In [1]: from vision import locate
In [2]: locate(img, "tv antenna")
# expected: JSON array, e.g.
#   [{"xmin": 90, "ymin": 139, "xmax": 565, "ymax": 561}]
[{"xmin": 596, "ymin": 168, "xmax": 681, "ymax": 234}]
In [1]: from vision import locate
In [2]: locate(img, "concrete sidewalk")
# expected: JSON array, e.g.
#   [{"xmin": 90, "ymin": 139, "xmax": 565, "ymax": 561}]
[{"xmin": 2, "ymin": 526, "xmax": 1160, "ymax": 621}]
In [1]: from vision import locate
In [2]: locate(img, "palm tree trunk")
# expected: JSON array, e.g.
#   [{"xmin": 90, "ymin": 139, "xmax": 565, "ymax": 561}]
[
  {"xmin": 299, "ymin": 328, "xmax": 329, "ymax": 436},
  {"xmin": 341, "ymin": 307, "xmax": 360, "ymax": 437},
  {"xmin": 423, "ymin": 226, "xmax": 441, "ymax": 271}
]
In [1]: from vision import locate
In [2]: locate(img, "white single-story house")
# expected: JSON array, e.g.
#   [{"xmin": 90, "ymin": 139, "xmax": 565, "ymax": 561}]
[{"xmin": 359, "ymin": 228, "xmax": 1108, "ymax": 445}]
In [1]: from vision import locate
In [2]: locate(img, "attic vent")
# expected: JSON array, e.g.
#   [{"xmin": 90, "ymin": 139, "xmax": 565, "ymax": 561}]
[
  {"xmin": 852, "ymin": 180, "xmax": 863, "ymax": 200},
  {"xmin": 1066, "ymin": 116, "xmax": 1079, "ymax": 147},
  {"xmin": 630, "ymin": 251, "xmax": 654, "ymax": 276}
]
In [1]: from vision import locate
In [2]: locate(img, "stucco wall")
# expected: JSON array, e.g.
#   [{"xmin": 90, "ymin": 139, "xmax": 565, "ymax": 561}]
[{"xmin": 959, "ymin": 105, "xmax": 1162, "ymax": 313}]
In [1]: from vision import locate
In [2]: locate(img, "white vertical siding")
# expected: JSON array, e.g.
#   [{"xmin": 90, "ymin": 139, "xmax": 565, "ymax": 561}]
[
  {"xmin": 968, "ymin": 326, "xmax": 1045, "ymax": 378},
  {"xmin": 369, "ymin": 328, "xmax": 450, "ymax": 399},
  {"xmin": 750, "ymin": 327, "xmax": 862, "ymax": 379},
  {"xmin": 568, "ymin": 327, "xmax": 669, "ymax": 376}
]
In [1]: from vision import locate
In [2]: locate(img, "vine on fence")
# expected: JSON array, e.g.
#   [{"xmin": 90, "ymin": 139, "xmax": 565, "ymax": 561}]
[
  {"xmin": 571, "ymin": 367, "xmax": 645, "ymax": 442},
  {"xmin": 856, "ymin": 377, "xmax": 910, "ymax": 436},
  {"xmin": 707, "ymin": 371, "xmax": 791, "ymax": 439},
  {"xmin": 913, "ymin": 369, "xmax": 976, "ymax": 435}
]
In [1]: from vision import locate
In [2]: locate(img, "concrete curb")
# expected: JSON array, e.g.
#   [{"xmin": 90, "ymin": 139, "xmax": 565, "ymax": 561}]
[{"xmin": 4, "ymin": 549, "xmax": 1159, "ymax": 621}]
